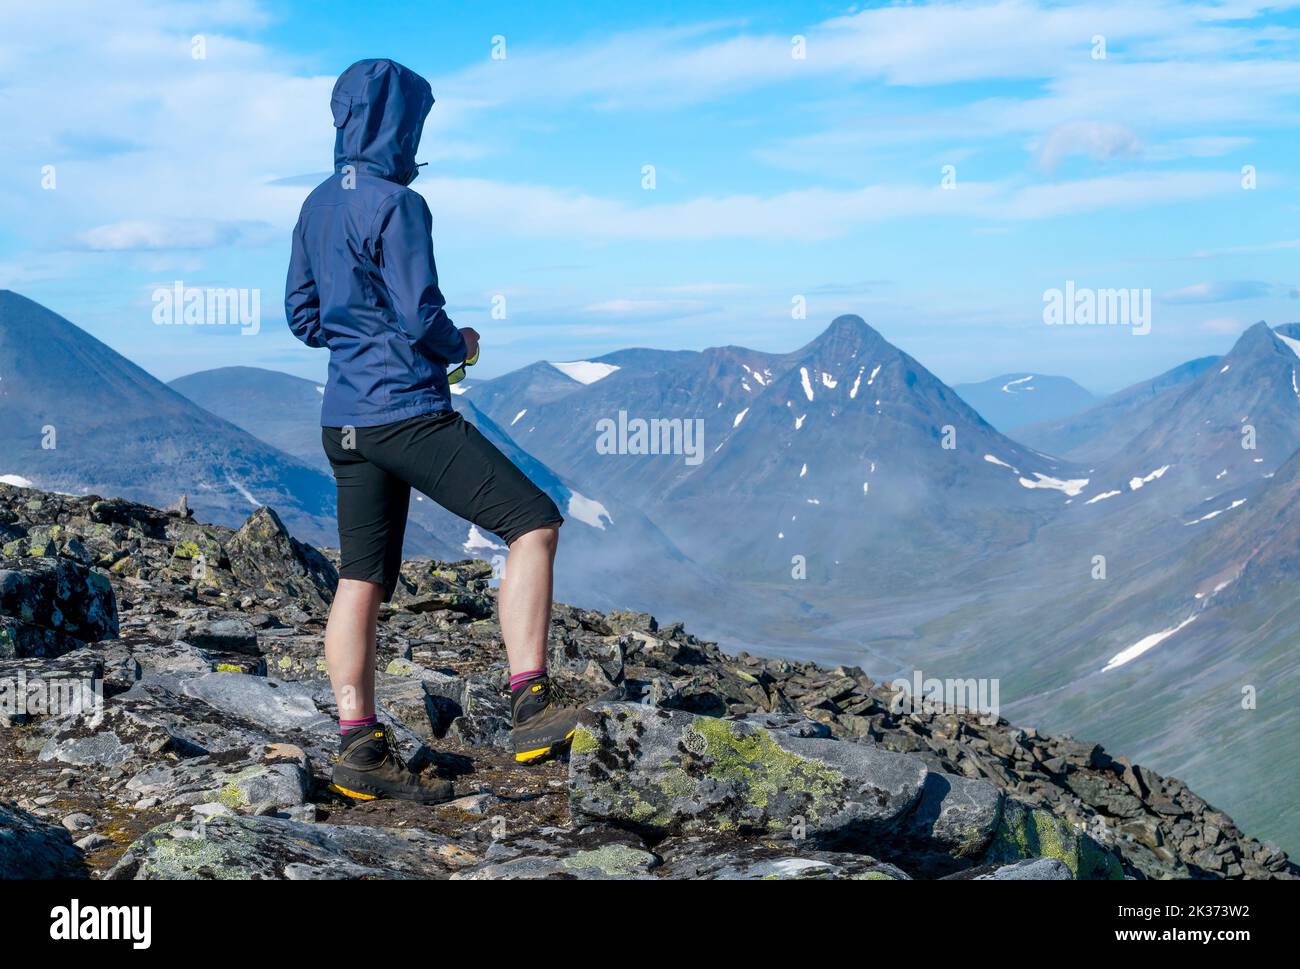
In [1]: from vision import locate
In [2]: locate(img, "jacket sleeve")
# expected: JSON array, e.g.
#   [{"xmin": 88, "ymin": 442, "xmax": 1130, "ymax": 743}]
[
  {"xmin": 285, "ymin": 219, "xmax": 326, "ymax": 348},
  {"xmin": 374, "ymin": 190, "xmax": 468, "ymax": 365}
]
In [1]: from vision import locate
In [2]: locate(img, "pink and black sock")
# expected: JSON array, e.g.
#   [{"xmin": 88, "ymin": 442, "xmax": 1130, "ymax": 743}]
[
  {"xmin": 509, "ymin": 668, "xmax": 546, "ymax": 693},
  {"xmin": 340, "ymin": 715, "xmax": 378, "ymax": 737}
]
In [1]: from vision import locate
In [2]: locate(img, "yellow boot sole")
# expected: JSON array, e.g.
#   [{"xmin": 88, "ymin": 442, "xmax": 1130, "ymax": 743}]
[
  {"xmin": 514, "ymin": 728, "xmax": 576, "ymax": 763},
  {"xmin": 329, "ymin": 782, "xmax": 379, "ymax": 801}
]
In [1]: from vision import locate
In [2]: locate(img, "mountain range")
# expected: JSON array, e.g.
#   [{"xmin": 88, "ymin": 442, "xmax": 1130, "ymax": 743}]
[{"xmin": 5, "ymin": 288, "xmax": 1298, "ymax": 855}]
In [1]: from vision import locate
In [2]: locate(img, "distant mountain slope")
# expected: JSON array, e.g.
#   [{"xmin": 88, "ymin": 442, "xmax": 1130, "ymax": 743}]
[
  {"xmin": 170, "ymin": 366, "xmax": 330, "ymax": 472},
  {"xmin": 0, "ymin": 291, "xmax": 337, "ymax": 545},
  {"xmin": 1015, "ymin": 356, "xmax": 1220, "ymax": 462},
  {"xmin": 952, "ymin": 373, "xmax": 1096, "ymax": 432},
  {"xmin": 1078, "ymin": 323, "xmax": 1300, "ymax": 511},
  {"xmin": 1000, "ymin": 445, "xmax": 1300, "ymax": 852},
  {"xmin": 459, "ymin": 361, "xmax": 584, "ymax": 426}
]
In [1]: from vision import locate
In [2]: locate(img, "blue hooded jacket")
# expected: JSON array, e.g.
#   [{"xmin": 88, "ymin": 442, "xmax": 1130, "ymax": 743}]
[{"xmin": 285, "ymin": 58, "xmax": 468, "ymax": 427}]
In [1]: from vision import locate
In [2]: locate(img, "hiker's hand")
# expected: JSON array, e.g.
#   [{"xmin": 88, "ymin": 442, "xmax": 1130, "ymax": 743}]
[{"xmin": 459, "ymin": 327, "xmax": 480, "ymax": 362}]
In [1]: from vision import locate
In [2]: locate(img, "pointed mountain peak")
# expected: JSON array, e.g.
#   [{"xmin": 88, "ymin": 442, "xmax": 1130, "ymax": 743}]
[
  {"xmin": 823, "ymin": 314, "xmax": 880, "ymax": 341},
  {"xmin": 1226, "ymin": 320, "xmax": 1289, "ymax": 361},
  {"xmin": 798, "ymin": 314, "xmax": 892, "ymax": 359}
]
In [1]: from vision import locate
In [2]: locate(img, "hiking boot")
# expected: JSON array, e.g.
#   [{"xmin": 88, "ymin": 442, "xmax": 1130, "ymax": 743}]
[
  {"xmin": 330, "ymin": 723, "xmax": 454, "ymax": 804},
  {"xmin": 510, "ymin": 676, "xmax": 580, "ymax": 763}
]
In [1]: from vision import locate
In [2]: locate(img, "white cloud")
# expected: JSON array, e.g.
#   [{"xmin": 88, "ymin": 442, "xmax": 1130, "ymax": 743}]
[
  {"xmin": 1032, "ymin": 122, "xmax": 1143, "ymax": 172},
  {"xmin": 76, "ymin": 219, "xmax": 275, "ymax": 251},
  {"xmin": 406, "ymin": 168, "xmax": 1236, "ymax": 243}
]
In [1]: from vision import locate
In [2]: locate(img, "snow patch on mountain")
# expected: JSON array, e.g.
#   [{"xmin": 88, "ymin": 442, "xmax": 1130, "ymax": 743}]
[
  {"xmin": 1129, "ymin": 465, "xmax": 1171, "ymax": 490},
  {"xmin": 552, "ymin": 361, "xmax": 620, "ymax": 384},
  {"xmin": 511, "ymin": 409, "xmax": 527, "ymax": 426},
  {"xmin": 800, "ymin": 368, "xmax": 815, "ymax": 401},
  {"xmin": 464, "ymin": 525, "xmax": 505, "ymax": 552},
  {"xmin": 1018, "ymin": 472, "xmax": 1089, "ymax": 497},
  {"xmin": 1086, "ymin": 490, "xmax": 1121, "ymax": 504},
  {"xmin": 1195, "ymin": 579, "xmax": 1233, "ymax": 600},
  {"xmin": 0, "ymin": 474, "xmax": 36, "ymax": 488},
  {"xmin": 567, "ymin": 491, "xmax": 613, "ymax": 529},
  {"xmin": 224, "ymin": 473, "xmax": 261, "ymax": 508},
  {"xmin": 1185, "ymin": 498, "xmax": 1247, "ymax": 525},
  {"xmin": 1276, "ymin": 332, "xmax": 1300, "ymax": 358},
  {"xmin": 734, "ymin": 408, "xmax": 749, "ymax": 428},
  {"xmin": 1102, "ymin": 615, "xmax": 1198, "ymax": 673}
]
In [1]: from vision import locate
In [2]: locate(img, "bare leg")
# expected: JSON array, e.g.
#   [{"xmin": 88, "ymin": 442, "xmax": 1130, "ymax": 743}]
[
  {"xmin": 498, "ymin": 525, "xmax": 559, "ymax": 676},
  {"xmin": 325, "ymin": 578, "xmax": 385, "ymax": 721}
]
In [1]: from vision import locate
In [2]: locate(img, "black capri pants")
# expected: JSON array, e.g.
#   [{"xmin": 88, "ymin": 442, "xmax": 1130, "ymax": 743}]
[{"xmin": 322, "ymin": 410, "xmax": 563, "ymax": 600}]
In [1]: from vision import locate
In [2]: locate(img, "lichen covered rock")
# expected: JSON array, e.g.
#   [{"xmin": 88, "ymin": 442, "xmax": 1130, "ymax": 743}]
[
  {"xmin": 569, "ymin": 702, "xmax": 929, "ymax": 842},
  {"xmin": 105, "ymin": 815, "xmax": 473, "ymax": 880},
  {"xmin": 452, "ymin": 827, "xmax": 659, "ymax": 880},
  {"xmin": 981, "ymin": 799, "xmax": 1124, "ymax": 880},
  {"xmin": 225, "ymin": 506, "xmax": 337, "ymax": 610}
]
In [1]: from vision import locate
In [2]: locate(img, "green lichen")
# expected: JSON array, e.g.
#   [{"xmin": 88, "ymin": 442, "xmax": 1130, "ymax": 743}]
[
  {"xmin": 141, "ymin": 828, "xmax": 248, "ymax": 879},
  {"xmin": 656, "ymin": 767, "xmax": 695, "ymax": 799},
  {"xmin": 173, "ymin": 540, "xmax": 203, "ymax": 560},
  {"xmin": 687, "ymin": 716, "xmax": 845, "ymax": 824},
  {"xmin": 983, "ymin": 803, "xmax": 1123, "ymax": 880},
  {"xmin": 859, "ymin": 870, "xmax": 898, "ymax": 880},
  {"xmin": 955, "ymin": 823, "xmax": 993, "ymax": 858},
  {"xmin": 214, "ymin": 663, "xmax": 243, "ymax": 673},
  {"xmin": 217, "ymin": 782, "xmax": 246, "ymax": 809},
  {"xmin": 562, "ymin": 844, "xmax": 652, "ymax": 877},
  {"xmin": 570, "ymin": 726, "xmax": 599, "ymax": 757}
]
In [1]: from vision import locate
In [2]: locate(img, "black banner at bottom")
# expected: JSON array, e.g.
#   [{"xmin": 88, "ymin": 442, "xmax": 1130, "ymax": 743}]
[{"xmin": 7, "ymin": 876, "xmax": 1291, "ymax": 955}]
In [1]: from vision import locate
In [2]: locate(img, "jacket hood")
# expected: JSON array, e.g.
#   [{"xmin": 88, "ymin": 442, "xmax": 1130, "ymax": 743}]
[{"xmin": 331, "ymin": 59, "xmax": 433, "ymax": 185}]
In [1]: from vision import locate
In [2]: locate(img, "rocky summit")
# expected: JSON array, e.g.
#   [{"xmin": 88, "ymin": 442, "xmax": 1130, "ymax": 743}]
[{"xmin": 0, "ymin": 481, "xmax": 1292, "ymax": 881}]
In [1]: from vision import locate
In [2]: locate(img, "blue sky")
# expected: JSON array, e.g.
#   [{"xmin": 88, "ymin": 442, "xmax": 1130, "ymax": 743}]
[{"xmin": 3, "ymin": 0, "xmax": 1300, "ymax": 392}]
